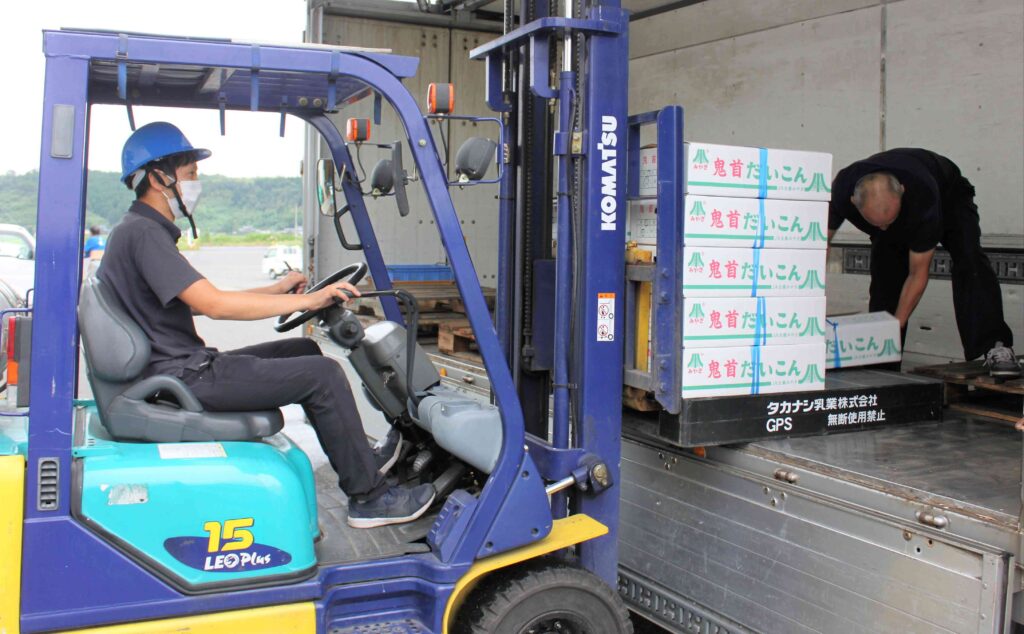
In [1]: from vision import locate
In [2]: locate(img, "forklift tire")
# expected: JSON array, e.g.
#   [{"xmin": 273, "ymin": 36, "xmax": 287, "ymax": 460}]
[{"xmin": 454, "ymin": 559, "xmax": 633, "ymax": 634}]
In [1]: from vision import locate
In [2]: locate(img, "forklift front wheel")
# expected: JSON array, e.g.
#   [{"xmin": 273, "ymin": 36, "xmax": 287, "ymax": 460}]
[{"xmin": 453, "ymin": 559, "xmax": 633, "ymax": 634}]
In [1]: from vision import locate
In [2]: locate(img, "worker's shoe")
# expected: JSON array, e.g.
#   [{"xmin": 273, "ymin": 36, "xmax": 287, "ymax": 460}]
[
  {"xmin": 373, "ymin": 427, "xmax": 405, "ymax": 474},
  {"xmin": 984, "ymin": 342, "xmax": 1022, "ymax": 378},
  {"xmin": 347, "ymin": 483, "xmax": 436, "ymax": 529}
]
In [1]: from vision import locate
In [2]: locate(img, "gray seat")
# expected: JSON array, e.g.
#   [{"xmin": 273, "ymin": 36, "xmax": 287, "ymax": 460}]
[
  {"xmin": 414, "ymin": 386, "xmax": 503, "ymax": 474},
  {"xmin": 78, "ymin": 276, "xmax": 283, "ymax": 443}
]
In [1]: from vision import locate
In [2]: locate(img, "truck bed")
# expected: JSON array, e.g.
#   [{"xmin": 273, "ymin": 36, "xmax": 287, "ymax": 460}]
[
  {"xmin": 318, "ymin": 331, "xmax": 1023, "ymax": 631},
  {"xmin": 620, "ymin": 414, "xmax": 1022, "ymax": 633}
]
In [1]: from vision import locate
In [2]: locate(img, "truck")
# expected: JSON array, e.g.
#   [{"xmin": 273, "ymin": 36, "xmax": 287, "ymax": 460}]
[{"xmin": 302, "ymin": 2, "xmax": 1024, "ymax": 632}]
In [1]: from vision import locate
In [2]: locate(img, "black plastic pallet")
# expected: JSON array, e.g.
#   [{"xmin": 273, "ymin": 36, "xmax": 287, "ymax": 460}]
[{"xmin": 625, "ymin": 369, "xmax": 944, "ymax": 448}]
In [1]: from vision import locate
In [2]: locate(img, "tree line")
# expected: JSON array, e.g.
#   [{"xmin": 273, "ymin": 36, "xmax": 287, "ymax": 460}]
[{"xmin": 0, "ymin": 170, "xmax": 302, "ymax": 235}]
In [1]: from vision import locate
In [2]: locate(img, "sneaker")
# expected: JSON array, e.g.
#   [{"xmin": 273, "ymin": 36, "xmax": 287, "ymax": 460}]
[
  {"xmin": 347, "ymin": 483, "xmax": 436, "ymax": 529},
  {"xmin": 984, "ymin": 342, "xmax": 1022, "ymax": 378},
  {"xmin": 372, "ymin": 428, "xmax": 406, "ymax": 474}
]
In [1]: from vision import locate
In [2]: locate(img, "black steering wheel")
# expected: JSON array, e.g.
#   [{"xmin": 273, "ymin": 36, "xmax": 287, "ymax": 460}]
[{"xmin": 274, "ymin": 262, "xmax": 368, "ymax": 332}]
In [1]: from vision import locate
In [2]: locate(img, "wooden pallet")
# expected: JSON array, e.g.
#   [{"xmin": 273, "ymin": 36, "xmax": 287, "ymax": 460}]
[
  {"xmin": 437, "ymin": 322, "xmax": 482, "ymax": 363},
  {"xmin": 353, "ymin": 280, "xmax": 496, "ymax": 318},
  {"xmin": 912, "ymin": 357, "xmax": 1024, "ymax": 423}
]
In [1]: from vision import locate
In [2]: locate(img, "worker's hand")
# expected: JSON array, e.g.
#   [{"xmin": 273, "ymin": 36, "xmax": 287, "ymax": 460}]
[
  {"xmin": 275, "ymin": 271, "xmax": 308, "ymax": 294},
  {"xmin": 306, "ymin": 282, "xmax": 361, "ymax": 311},
  {"xmin": 1015, "ymin": 417, "xmax": 1024, "ymax": 432}
]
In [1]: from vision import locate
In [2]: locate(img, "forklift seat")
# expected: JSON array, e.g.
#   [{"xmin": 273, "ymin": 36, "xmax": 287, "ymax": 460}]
[{"xmin": 78, "ymin": 276, "xmax": 283, "ymax": 443}]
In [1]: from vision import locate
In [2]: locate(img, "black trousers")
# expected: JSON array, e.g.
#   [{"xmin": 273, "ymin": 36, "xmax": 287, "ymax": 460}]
[
  {"xmin": 869, "ymin": 179, "xmax": 1013, "ymax": 360},
  {"xmin": 180, "ymin": 338, "xmax": 386, "ymax": 499}
]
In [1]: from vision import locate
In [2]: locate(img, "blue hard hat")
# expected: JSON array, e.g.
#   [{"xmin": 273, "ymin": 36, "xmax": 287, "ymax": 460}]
[{"xmin": 120, "ymin": 122, "xmax": 211, "ymax": 184}]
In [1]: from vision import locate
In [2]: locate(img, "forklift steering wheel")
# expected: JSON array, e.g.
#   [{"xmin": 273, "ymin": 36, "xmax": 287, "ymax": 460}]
[{"xmin": 274, "ymin": 262, "xmax": 368, "ymax": 333}]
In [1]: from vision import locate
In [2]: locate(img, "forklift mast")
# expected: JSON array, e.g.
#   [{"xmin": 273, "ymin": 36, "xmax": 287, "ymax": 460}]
[{"xmin": 479, "ymin": 0, "xmax": 631, "ymax": 584}]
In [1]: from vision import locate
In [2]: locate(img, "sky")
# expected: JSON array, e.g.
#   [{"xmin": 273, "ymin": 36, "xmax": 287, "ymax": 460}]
[{"xmin": 1, "ymin": 0, "xmax": 311, "ymax": 178}]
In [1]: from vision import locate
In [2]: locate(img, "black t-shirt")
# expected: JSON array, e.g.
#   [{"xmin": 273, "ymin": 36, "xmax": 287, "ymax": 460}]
[
  {"xmin": 828, "ymin": 148, "xmax": 963, "ymax": 253},
  {"xmin": 97, "ymin": 201, "xmax": 214, "ymax": 375}
]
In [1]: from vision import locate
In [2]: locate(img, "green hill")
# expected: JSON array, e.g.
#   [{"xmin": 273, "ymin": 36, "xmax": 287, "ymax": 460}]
[{"xmin": 0, "ymin": 170, "xmax": 302, "ymax": 235}]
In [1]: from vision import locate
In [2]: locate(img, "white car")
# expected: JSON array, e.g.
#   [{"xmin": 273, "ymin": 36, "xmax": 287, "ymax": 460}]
[
  {"xmin": 261, "ymin": 245, "xmax": 301, "ymax": 279},
  {"xmin": 0, "ymin": 224, "xmax": 36, "ymax": 303}
]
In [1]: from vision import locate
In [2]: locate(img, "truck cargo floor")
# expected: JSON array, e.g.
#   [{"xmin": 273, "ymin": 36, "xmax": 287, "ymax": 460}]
[{"xmin": 743, "ymin": 416, "xmax": 1022, "ymax": 524}]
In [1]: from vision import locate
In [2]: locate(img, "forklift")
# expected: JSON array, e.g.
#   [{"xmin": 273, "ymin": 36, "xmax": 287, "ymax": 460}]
[{"xmin": 0, "ymin": 1, "xmax": 635, "ymax": 631}]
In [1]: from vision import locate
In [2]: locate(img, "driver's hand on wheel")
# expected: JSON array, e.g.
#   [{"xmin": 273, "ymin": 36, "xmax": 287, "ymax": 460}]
[
  {"xmin": 275, "ymin": 271, "xmax": 308, "ymax": 294},
  {"xmin": 307, "ymin": 282, "xmax": 361, "ymax": 310}
]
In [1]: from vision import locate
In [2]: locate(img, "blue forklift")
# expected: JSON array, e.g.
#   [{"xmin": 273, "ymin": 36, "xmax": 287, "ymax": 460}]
[{"xmin": 0, "ymin": 1, "xmax": 641, "ymax": 632}]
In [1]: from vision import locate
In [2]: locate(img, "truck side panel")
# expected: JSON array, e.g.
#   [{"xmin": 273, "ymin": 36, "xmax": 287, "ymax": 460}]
[{"xmin": 619, "ymin": 439, "xmax": 1008, "ymax": 633}]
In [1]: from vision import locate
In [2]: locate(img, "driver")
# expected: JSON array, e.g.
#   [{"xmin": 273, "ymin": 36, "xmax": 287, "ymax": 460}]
[{"xmin": 98, "ymin": 122, "xmax": 434, "ymax": 528}]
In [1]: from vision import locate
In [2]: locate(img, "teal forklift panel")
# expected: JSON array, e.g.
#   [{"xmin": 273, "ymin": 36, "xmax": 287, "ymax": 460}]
[{"xmin": 76, "ymin": 406, "xmax": 319, "ymax": 591}]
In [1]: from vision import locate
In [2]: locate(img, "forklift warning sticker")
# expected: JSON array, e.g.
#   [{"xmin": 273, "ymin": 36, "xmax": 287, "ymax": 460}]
[
  {"xmin": 157, "ymin": 443, "xmax": 226, "ymax": 460},
  {"xmin": 597, "ymin": 293, "xmax": 615, "ymax": 342}
]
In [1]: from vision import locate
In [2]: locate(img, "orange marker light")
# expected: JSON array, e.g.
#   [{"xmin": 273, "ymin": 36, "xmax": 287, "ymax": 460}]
[
  {"xmin": 5, "ymin": 316, "xmax": 17, "ymax": 387},
  {"xmin": 427, "ymin": 83, "xmax": 454, "ymax": 115},
  {"xmin": 346, "ymin": 118, "xmax": 371, "ymax": 142}
]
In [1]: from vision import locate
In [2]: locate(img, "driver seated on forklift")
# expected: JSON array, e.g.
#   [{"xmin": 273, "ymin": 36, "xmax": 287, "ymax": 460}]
[
  {"xmin": 98, "ymin": 122, "xmax": 435, "ymax": 528},
  {"xmin": 826, "ymin": 148, "xmax": 1020, "ymax": 378}
]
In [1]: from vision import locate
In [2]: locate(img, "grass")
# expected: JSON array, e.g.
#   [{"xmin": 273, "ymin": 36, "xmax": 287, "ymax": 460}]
[{"xmin": 180, "ymin": 232, "xmax": 302, "ymax": 249}]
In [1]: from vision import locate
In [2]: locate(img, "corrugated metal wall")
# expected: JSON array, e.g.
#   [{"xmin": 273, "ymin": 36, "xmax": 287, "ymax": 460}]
[
  {"xmin": 308, "ymin": 12, "xmax": 499, "ymax": 284},
  {"xmin": 629, "ymin": 0, "xmax": 1023, "ymax": 362}
]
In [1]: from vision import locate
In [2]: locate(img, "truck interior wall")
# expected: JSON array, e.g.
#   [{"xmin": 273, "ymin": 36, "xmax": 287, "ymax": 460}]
[
  {"xmin": 629, "ymin": 0, "xmax": 1023, "ymax": 364},
  {"xmin": 310, "ymin": 15, "xmax": 498, "ymax": 284}
]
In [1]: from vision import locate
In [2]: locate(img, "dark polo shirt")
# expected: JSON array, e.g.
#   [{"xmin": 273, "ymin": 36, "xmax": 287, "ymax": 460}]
[
  {"xmin": 97, "ymin": 201, "xmax": 215, "ymax": 376},
  {"xmin": 828, "ymin": 148, "xmax": 964, "ymax": 253}
]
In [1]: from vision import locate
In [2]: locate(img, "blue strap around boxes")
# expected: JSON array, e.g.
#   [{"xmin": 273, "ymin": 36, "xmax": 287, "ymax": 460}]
[
  {"xmin": 750, "ymin": 345, "xmax": 761, "ymax": 395},
  {"xmin": 826, "ymin": 318, "xmax": 841, "ymax": 368},
  {"xmin": 755, "ymin": 198, "xmax": 767, "ymax": 248},
  {"xmin": 750, "ymin": 248, "xmax": 761, "ymax": 297},
  {"xmin": 757, "ymin": 147, "xmax": 769, "ymax": 199},
  {"xmin": 757, "ymin": 296, "xmax": 767, "ymax": 345}
]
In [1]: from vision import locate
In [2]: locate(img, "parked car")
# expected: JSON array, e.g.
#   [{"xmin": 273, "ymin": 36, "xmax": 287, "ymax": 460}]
[
  {"xmin": 261, "ymin": 245, "xmax": 301, "ymax": 279},
  {"xmin": 0, "ymin": 223, "xmax": 36, "ymax": 303}
]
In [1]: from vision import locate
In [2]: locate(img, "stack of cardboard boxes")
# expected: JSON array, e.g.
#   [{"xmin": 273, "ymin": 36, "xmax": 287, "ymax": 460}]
[{"xmin": 632, "ymin": 142, "xmax": 833, "ymax": 397}]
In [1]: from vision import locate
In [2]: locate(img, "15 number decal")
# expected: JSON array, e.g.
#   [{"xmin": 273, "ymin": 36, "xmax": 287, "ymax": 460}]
[{"xmin": 203, "ymin": 518, "xmax": 254, "ymax": 553}]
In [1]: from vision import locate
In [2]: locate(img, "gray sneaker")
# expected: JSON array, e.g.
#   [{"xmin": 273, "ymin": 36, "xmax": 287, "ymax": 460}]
[
  {"xmin": 347, "ymin": 483, "xmax": 436, "ymax": 529},
  {"xmin": 984, "ymin": 342, "xmax": 1022, "ymax": 378},
  {"xmin": 372, "ymin": 428, "xmax": 405, "ymax": 474}
]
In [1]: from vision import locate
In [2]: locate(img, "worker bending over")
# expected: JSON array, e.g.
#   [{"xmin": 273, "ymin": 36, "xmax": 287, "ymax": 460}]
[
  {"xmin": 99, "ymin": 122, "xmax": 434, "ymax": 528},
  {"xmin": 827, "ymin": 148, "xmax": 1018, "ymax": 377}
]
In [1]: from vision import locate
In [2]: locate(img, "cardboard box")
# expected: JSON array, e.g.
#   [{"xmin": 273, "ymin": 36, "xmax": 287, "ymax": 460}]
[
  {"xmin": 682, "ymin": 247, "xmax": 826, "ymax": 297},
  {"xmin": 825, "ymin": 312, "xmax": 903, "ymax": 369},
  {"xmin": 682, "ymin": 342, "xmax": 826, "ymax": 398},
  {"xmin": 683, "ymin": 296, "xmax": 826, "ymax": 348},
  {"xmin": 628, "ymin": 197, "xmax": 828, "ymax": 249},
  {"xmin": 638, "ymin": 143, "xmax": 833, "ymax": 201}
]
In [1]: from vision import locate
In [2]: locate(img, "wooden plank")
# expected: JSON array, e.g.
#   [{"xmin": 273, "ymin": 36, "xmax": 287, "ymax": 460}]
[
  {"xmin": 949, "ymin": 403, "xmax": 1024, "ymax": 424},
  {"xmin": 913, "ymin": 359, "xmax": 990, "ymax": 380},
  {"xmin": 438, "ymin": 322, "xmax": 478, "ymax": 356},
  {"xmin": 623, "ymin": 386, "xmax": 660, "ymax": 413}
]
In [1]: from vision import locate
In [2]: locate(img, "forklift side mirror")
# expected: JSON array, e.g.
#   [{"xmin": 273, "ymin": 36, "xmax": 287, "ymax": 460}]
[
  {"xmin": 454, "ymin": 137, "xmax": 497, "ymax": 183},
  {"xmin": 370, "ymin": 159, "xmax": 394, "ymax": 197},
  {"xmin": 392, "ymin": 142, "xmax": 410, "ymax": 218},
  {"xmin": 316, "ymin": 159, "xmax": 337, "ymax": 215}
]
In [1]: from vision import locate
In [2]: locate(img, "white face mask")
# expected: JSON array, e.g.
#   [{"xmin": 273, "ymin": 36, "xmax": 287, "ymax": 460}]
[{"xmin": 165, "ymin": 180, "xmax": 203, "ymax": 219}]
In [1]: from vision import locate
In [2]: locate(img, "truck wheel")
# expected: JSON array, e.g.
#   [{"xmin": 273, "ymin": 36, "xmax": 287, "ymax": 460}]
[{"xmin": 455, "ymin": 559, "xmax": 633, "ymax": 634}]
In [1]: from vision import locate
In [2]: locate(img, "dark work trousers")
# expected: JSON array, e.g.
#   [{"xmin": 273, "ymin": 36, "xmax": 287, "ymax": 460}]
[
  {"xmin": 868, "ymin": 178, "xmax": 1013, "ymax": 361},
  {"xmin": 180, "ymin": 338, "xmax": 387, "ymax": 500}
]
